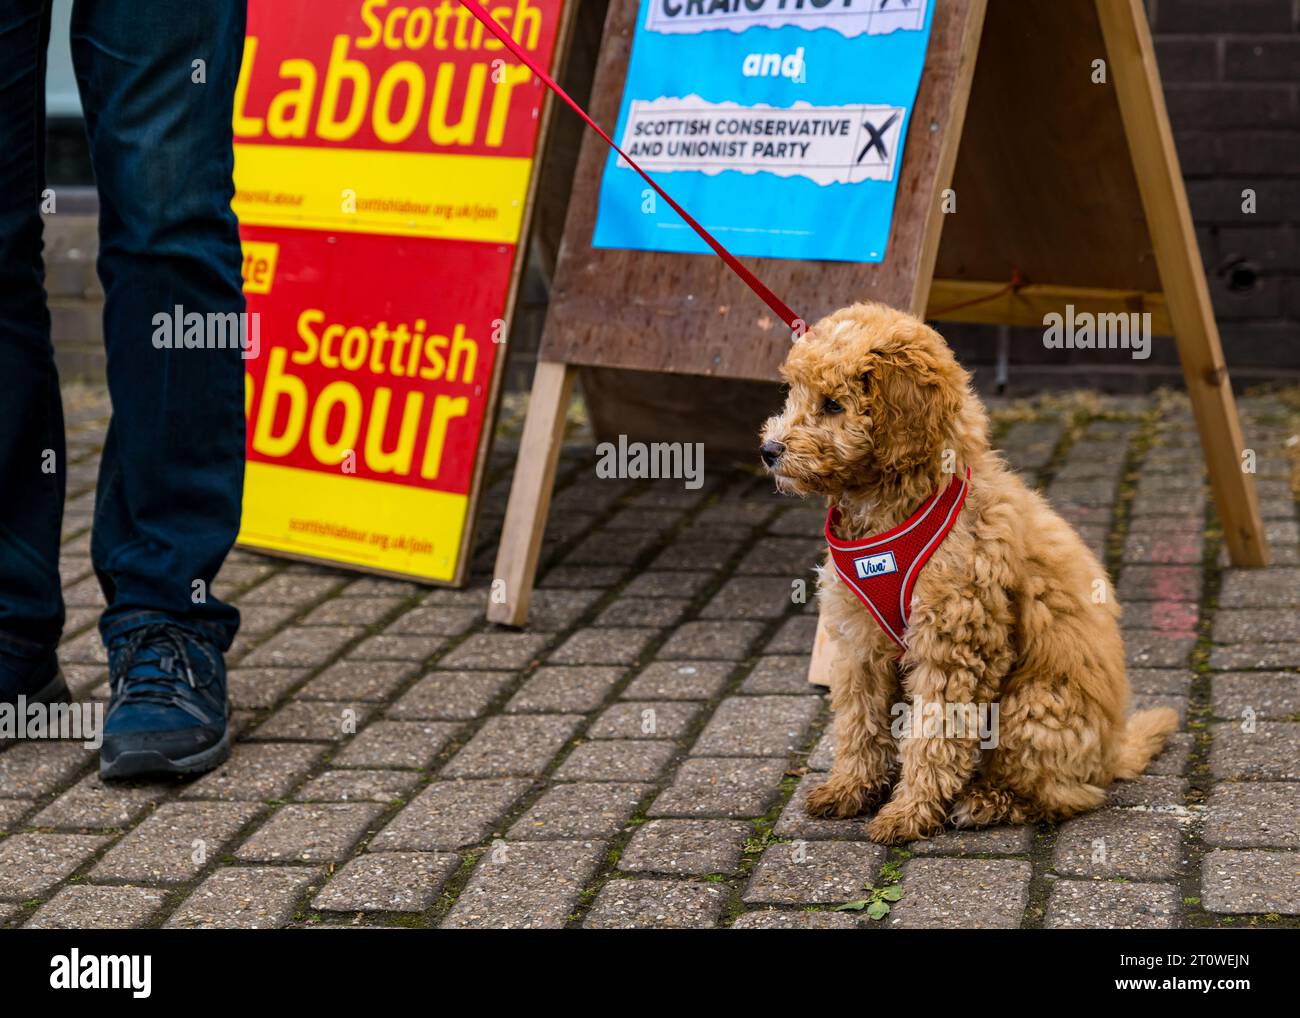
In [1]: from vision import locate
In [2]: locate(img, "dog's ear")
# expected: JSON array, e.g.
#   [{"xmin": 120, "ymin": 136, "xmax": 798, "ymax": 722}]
[{"xmin": 866, "ymin": 347, "xmax": 963, "ymax": 473}]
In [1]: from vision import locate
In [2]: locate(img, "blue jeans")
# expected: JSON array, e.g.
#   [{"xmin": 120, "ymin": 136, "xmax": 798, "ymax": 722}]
[{"xmin": 0, "ymin": 0, "xmax": 247, "ymax": 663}]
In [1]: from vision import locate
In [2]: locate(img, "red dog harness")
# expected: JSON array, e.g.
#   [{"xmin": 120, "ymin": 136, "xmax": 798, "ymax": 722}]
[{"xmin": 825, "ymin": 468, "xmax": 971, "ymax": 652}]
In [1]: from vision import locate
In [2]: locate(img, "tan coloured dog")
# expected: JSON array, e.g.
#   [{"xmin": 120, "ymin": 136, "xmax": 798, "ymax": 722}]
[{"xmin": 760, "ymin": 302, "xmax": 1177, "ymax": 845}]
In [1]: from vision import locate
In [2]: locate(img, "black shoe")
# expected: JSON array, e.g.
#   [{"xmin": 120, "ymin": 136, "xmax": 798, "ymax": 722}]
[{"xmin": 100, "ymin": 622, "xmax": 230, "ymax": 780}]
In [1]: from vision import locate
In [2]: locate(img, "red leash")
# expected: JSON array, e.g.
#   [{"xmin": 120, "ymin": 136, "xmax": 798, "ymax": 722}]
[{"xmin": 456, "ymin": 0, "xmax": 804, "ymax": 332}]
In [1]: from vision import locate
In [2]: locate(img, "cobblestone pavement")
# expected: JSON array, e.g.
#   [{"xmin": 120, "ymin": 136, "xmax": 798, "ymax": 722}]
[{"xmin": 3, "ymin": 385, "xmax": 1298, "ymax": 929}]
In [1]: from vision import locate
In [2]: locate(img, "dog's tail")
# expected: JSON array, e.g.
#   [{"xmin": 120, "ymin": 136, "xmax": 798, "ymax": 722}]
[{"xmin": 1111, "ymin": 707, "xmax": 1179, "ymax": 780}]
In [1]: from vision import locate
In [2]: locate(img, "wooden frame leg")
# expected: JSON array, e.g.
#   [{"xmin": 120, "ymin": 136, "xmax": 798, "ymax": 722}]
[
  {"xmin": 808, "ymin": 612, "xmax": 840, "ymax": 688},
  {"xmin": 1098, "ymin": 0, "xmax": 1268, "ymax": 566},
  {"xmin": 487, "ymin": 360, "xmax": 576, "ymax": 626}
]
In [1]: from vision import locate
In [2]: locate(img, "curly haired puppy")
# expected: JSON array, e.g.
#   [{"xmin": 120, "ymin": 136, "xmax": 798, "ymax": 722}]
[{"xmin": 760, "ymin": 302, "xmax": 1178, "ymax": 845}]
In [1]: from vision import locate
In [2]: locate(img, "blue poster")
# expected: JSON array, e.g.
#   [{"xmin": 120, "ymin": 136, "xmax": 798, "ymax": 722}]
[{"xmin": 591, "ymin": 0, "xmax": 936, "ymax": 263}]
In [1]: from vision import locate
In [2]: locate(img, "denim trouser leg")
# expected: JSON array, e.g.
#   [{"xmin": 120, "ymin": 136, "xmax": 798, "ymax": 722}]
[
  {"xmin": 0, "ymin": 0, "xmax": 65, "ymax": 664},
  {"xmin": 70, "ymin": 0, "xmax": 248, "ymax": 651}
]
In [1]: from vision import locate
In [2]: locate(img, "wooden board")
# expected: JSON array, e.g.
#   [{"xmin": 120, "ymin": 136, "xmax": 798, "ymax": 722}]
[{"xmin": 538, "ymin": 0, "xmax": 982, "ymax": 380}]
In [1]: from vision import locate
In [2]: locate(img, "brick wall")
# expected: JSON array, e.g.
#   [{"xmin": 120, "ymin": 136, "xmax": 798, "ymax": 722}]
[{"xmin": 43, "ymin": 0, "xmax": 1299, "ymax": 393}]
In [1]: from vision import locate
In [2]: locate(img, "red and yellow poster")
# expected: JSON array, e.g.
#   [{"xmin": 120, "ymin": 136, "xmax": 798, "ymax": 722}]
[{"xmin": 233, "ymin": 0, "xmax": 567, "ymax": 583}]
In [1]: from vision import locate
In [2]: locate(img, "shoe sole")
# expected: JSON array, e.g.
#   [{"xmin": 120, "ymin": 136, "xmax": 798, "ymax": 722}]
[{"xmin": 100, "ymin": 730, "xmax": 231, "ymax": 780}]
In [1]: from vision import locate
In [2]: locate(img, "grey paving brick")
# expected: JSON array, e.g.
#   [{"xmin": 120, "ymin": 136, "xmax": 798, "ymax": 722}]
[
  {"xmin": 1210, "ymin": 722, "xmax": 1300, "ymax": 780},
  {"xmin": 910, "ymin": 825, "xmax": 1036, "ymax": 855},
  {"xmin": 773, "ymin": 775, "xmax": 874, "ymax": 841},
  {"xmin": 1122, "ymin": 528, "xmax": 1203, "ymax": 564},
  {"xmin": 1202, "ymin": 850, "xmax": 1300, "ymax": 914},
  {"xmin": 650, "ymin": 757, "xmax": 787, "ymax": 818},
  {"xmin": 442, "ymin": 840, "xmax": 606, "ymax": 929},
  {"xmin": 734, "ymin": 536, "xmax": 822, "ymax": 576},
  {"xmin": 508, "ymin": 782, "xmax": 650, "ymax": 840},
  {"xmin": 180, "ymin": 743, "xmax": 326, "ymax": 801},
  {"xmin": 1044, "ymin": 879, "xmax": 1181, "ymax": 929},
  {"xmin": 1209, "ymin": 644, "xmax": 1300, "ymax": 670},
  {"xmin": 241, "ymin": 626, "xmax": 365, "ymax": 668},
  {"xmin": 440, "ymin": 632, "xmax": 549, "ymax": 670},
  {"xmin": 741, "ymin": 655, "xmax": 818, "ymax": 695},
  {"xmin": 583, "ymin": 879, "xmax": 727, "ymax": 928},
  {"xmin": 731, "ymin": 909, "xmax": 860, "ymax": 929},
  {"xmin": 700, "ymin": 576, "xmax": 799, "ymax": 620},
  {"xmin": 693, "ymin": 695, "xmax": 821, "ymax": 757},
  {"xmin": 0, "ymin": 833, "xmax": 109, "ymax": 899},
  {"xmin": 387, "ymin": 670, "xmax": 514, "ymax": 720},
  {"xmin": 621, "ymin": 661, "xmax": 734, "ymax": 701},
  {"xmin": 1106, "ymin": 774, "xmax": 1187, "ymax": 808},
  {"xmin": 241, "ymin": 573, "xmax": 346, "ymax": 606},
  {"xmin": 1214, "ymin": 608, "xmax": 1300, "ymax": 643},
  {"xmin": 651, "ymin": 540, "xmax": 739, "ymax": 571},
  {"xmin": 166, "ymin": 866, "xmax": 323, "ymax": 928},
  {"xmin": 1053, "ymin": 809, "xmax": 1184, "ymax": 879},
  {"xmin": 443, "ymin": 714, "xmax": 581, "ymax": 778},
  {"xmin": 540, "ymin": 564, "xmax": 625, "ymax": 588},
  {"xmin": 0, "ymin": 799, "xmax": 33, "ymax": 830},
  {"xmin": 1125, "ymin": 631, "xmax": 1196, "ymax": 668},
  {"xmin": 32, "ymin": 773, "xmax": 169, "ymax": 829},
  {"xmin": 763, "ymin": 615, "xmax": 818, "ymax": 654},
  {"xmin": 0, "ymin": 741, "xmax": 94, "ymax": 799},
  {"xmin": 1122, "ymin": 602, "xmax": 1199, "ymax": 634},
  {"xmin": 618, "ymin": 819, "xmax": 750, "ymax": 875},
  {"xmin": 743, "ymin": 841, "xmax": 885, "ymax": 905},
  {"xmin": 25, "ymin": 884, "xmax": 168, "ymax": 929},
  {"xmin": 1204, "ymin": 783, "xmax": 1300, "ymax": 848},
  {"xmin": 504, "ymin": 666, "xmax": 624, "ymax": 714},
  {"xmin": 595, "ymin": 598, "xmax": 692, "ymax": 628},
  {"xmin": 313, "ymin": 851, "xmax": 460, "ymax": 912},
  {"xmin": 1219, "ymin": 567, "xmax": 1300, "ymax": 608},
  {"xmin": 331, "ymin": 720, "xmax": 460, "ymax": 769},
  {"xmin": 381, "ymin": 605, "xmax": 479, "ymax": 636},
  {"xmin": 1128, "ymin": 669, "xmax": 1195, "ymax": 696},
  {"xmin": 236, "ymin": 803, "xmax": 384, "ymax": 863},
  {"xmin": 807, "ymin": 729, "xmax": 835, "ymax": 771},
  {"xmin": 588, "ymin": 701, "xmax": 703, "ymax": 740},
  {"xmin": 548, "ymin": 627, "xmax": 656, "ymax": 666},
  {"xmin": 298, "ymin": 595, "xmax": 407, "ymax": 628},
  {"xmin": 553, "ymin": 740, "xmax": 678, "ymax": 782},
  {"xmin": 347, "ymin": 634, "xmax": 447, "ymax": 663},
  {"xmin": 657, "ymin": 621, "xmax": 765, "ymax": 660},
  {"xmin": 92, "ymin": 802, "xmax": 262, "ymax": 883},
  {"xmin": 1211, "ymin": 672, "xmax": 1300, "ymax": 719},
  {"xmin": 294, "ymin": 769, "xmax": 421, "ymax": 803},
  {"xmin": 621, "ymin": 571, "xmax": 715, "ymax": 599},
  {"xmin": 369, "ymin": 778, "xmax": 531, "ymax": 851},
  {"xmin": 1116, "ymin": 565, "xmax": 1202, "ymax": 603},
  {"xmin": 525, "ymin": 589, "xmax": 604, "ymax": 631},
  {"xmin": 294, "ymin": 660, "xmax": 418, "ymax": 702},
  {"xmin": 251, "ymin": 701, "xmax": 377, "ymax": 742},
  {"xmin": 887, "ymin": 858, "xmax": 1032, "ymax": 929},
  {"xmin": 227, "ymin": 667, "xmax": 308, "ymax": 709}
]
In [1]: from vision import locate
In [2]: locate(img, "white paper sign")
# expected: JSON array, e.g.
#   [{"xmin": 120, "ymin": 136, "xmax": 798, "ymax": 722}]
[
  {"xmin": 645, "ymin": 0, "xmax": 929, "ymax": 38},
  {"xmin": 617, "ymin": 96, "xmax": 907, "ymax": 185}
]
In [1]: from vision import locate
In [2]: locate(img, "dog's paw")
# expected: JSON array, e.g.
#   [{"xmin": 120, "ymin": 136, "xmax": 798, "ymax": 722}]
[
  {"xmin": 804, "ymin": 778, "xmax": 888, "ymax": 819},
  {"xmin": 866, "ymin": 802, "xmax": 942, "ymax": 846}
]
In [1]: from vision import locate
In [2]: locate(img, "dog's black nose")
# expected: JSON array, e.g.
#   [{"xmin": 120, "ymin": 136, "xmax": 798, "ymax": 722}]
[{"xmin": 760, "ymin": 440, "xmax": 785, "ymax": 467}]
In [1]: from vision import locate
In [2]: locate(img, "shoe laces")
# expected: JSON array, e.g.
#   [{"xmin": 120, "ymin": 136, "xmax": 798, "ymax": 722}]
[{"xmin": 109, "ymin": 623, "xmax": 219, "ymax": 717}]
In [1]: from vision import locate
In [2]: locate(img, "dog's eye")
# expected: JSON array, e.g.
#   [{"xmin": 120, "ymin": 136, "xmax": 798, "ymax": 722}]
[{"xmin": 822, "ymin": 397, "xmax": 845, "ymax": 415}]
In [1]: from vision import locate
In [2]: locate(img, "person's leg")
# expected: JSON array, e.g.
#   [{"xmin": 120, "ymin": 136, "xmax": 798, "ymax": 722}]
[
  {"xmin": 70, "ymin": 0, "xmax": 247, "ymax": 651},
  {"xmin": 70, "ymin": 0, "xmax": 247, "ymax": 776},
  {"xmin": 0, "ymin": 0, "xmax": 68, "ymax": 702}
]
